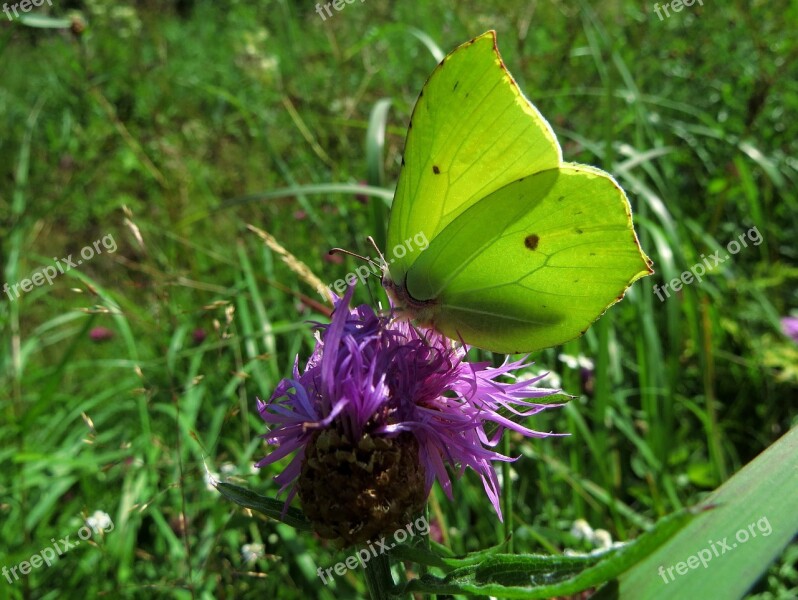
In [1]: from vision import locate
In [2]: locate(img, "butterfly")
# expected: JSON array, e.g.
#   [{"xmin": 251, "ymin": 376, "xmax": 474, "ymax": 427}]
[{"xmin": 382, "ymin": 30, "xmax": 653, "ymax": 354}]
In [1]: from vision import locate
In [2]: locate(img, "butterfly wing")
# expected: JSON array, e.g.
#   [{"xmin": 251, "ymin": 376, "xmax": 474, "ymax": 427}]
[
  {"xmin": 404, "ymin": 164, "xmax": 653, "ymax": 353},
  {"xmin": 385, "ymin": 30, "xmax": 561, "ymax": 284}
]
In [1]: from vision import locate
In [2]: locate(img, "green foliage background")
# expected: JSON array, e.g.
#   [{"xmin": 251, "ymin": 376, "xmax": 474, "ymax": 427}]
[{"xmin": 1, "ymin": 0, "xmax": 796, "ymax": 598}]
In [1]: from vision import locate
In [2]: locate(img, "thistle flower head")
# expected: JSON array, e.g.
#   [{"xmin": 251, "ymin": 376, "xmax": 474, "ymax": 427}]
[{"xmin": 257, "ymin": 286, "xmax": 563, "ymax": 545}]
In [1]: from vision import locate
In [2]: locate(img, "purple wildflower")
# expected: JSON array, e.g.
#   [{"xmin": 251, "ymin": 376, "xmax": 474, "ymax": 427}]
[
  {"xmin": 257, "ymin": 286, "xmax": 563, "ymax": 543},
  {"xmin": 89, "ymin": 326, "xmax": 114, "ymax": 342},
  {"xmin": 781, "ymin": 317, "xmax": 798, "ymax": 343},
  {"xmin": 192, "ymin": 328, "xmax": 207, "ymax": 344}
]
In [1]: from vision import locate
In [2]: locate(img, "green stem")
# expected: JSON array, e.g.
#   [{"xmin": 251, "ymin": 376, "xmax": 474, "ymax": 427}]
[
  {"xmin": 364, "ymin": 552, "xmax": 399, "ymax": 600},
  {"xmin": 420, "ymin": 504, "xmax": 435, "ymax": 600},
  {"xmin": 503, "ymin": 435, "xmax": 513, "ymax": 553}
]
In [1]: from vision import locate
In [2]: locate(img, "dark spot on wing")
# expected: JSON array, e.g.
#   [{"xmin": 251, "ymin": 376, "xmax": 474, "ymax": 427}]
[
  {"xmin": 453, "ymin": 81, "xmax": 459, "ymax": 91},
  {"xmin": 557, "ymin": 196, "xmax": 565, "ymax": 202},
  {"xmin": 433, "ymin": 165, "xmax": 440, "ymax": 174},
  {"xmin": 575, "ymin": 228, "xmax": 583, "ymax": 234},
  {"xmin": 524, "ymin": 234, "xmax": 539, "ymax": 251}
]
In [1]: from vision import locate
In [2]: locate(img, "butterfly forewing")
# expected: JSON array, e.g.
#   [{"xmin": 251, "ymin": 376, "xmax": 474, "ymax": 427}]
[{"xmin": 386, "ymin": 30, "xmax": 561, "ymax": 282}]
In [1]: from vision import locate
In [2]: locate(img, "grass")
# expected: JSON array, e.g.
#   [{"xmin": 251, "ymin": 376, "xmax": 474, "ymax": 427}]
[{"xmin": 1, "ymin": 0, "xmax": 796, "ymax": 598}]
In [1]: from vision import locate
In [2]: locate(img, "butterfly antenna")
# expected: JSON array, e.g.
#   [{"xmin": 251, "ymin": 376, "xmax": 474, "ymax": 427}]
[
  {"xmin": 366, "ymin": 236, "xmax": 388, "ymax": 267},
  {"xmin": 328, "ymin": 246, "xmax": 382, "ymax": 270}
]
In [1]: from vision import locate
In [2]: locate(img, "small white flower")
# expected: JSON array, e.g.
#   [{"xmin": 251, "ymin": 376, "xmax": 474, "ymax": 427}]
[
  {"xmin": 86, "ymin": 510, "xmax": 112, "ymax": 533},
  {"xmin": 258, "ymin": 56, "xmax": 279, "ymax": 74},
  {"xmin": 570, "ymin": 518, "xmax": 594, "ymax": 541},
  {"xmin": 558, "ymin": 353, "xmax": 580, "ymax": 369},
  {"xmin": 558, "ymin": 354, "xmax": 594, "ymax": 371},
  {"xmin": 495, "ymin": 466, "xmax": 519, "ymax": 486},
  {"xmin": 540, "ymin": 370, "xmax": 561, "ymax": 389},
  {"xmin": 591, "ymin": 528, "xmax": 613, "ymax": 549},
  {"xmin": 519, "ymin": 369, "xmax": 561, "ymax": 389},
  {"xmin": 220, "ymin": 462, "xmax": 237, "ymax": 476},
  {"xmin": 242, "ymin": 543, "xmax": 265, "ymax": 563}
]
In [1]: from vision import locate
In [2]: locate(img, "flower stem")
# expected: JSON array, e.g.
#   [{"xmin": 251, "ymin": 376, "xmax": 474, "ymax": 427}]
[
  {"xmin": 364, "ymin": 551, "xmax": 399, "ymax": 599},
  {"xmin": 420, "ymin": 505, "xmax": 436, "ymax": 600},
  {"xmin": 502, "ymin": 434, "xmax": 514, "ymax": 553}
]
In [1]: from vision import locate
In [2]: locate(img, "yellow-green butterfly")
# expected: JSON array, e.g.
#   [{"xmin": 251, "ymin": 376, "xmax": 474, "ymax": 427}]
[{"xmin": 383, "ymin": 31, "xmax": 653, "ymax": 354}]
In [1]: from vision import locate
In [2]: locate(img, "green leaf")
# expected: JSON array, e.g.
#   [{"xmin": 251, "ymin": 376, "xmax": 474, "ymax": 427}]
[
  {"xmin": 221, "ymin": 183, "xmax": 394, "ymax": 208},
  {"xmin": 610, "ymin": 425, "xmax": 798, "ymax": 599},
  {"xmin": 18, "ymin": 14, "xmax": 75, "ymax": 29},
  {"xmin": 394, "ymin": 508, "xmax": 695, "ymax": 598},
  {"xmin": 387, "ymin": 540, "xmax": 452, "ymax": 571},
  {"xmin": 366, "ymin": 97, "xmax": 394, "ymax": 250},
  {"xmin": 214, "ymin": 481, "xmax": 313, "ymax": 532}
]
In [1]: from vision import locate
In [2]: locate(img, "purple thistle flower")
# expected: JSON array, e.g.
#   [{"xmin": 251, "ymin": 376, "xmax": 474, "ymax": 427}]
[{"xmin": 257, "ymin": 286, "xmax": 563, "ymax": 544}]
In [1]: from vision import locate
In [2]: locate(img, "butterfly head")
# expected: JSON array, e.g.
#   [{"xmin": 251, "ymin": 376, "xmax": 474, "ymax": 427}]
[{"xmin": 382, "ymin": 272, "xmax": 440, "ymax": 330}]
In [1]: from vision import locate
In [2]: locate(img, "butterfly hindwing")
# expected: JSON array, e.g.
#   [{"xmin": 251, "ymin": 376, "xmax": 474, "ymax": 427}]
[{"xmin": 405, "ymin": 164, "xmax": 651, "ymax": 353}]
